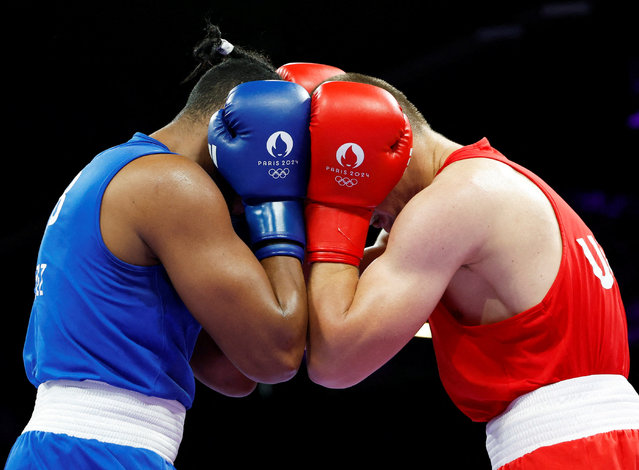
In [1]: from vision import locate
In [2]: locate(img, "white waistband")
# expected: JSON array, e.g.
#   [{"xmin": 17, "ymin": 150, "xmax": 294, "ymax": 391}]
[
  {"xmin": 22, "ymin": 380, "xmax": 186, "ymax": 464},
  {"xmin": 486, "ymin": 375, "xmax": 639, "ymax": 470}
]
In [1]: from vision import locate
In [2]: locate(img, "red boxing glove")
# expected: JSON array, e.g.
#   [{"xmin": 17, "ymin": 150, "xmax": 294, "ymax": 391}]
[
  {"xmin": 306, "ymin": 81, "xmax": 413, "ymax": 266},
  {"xmin": 277, "ymin": 62, "xmax": 345, "ymax": 95}
]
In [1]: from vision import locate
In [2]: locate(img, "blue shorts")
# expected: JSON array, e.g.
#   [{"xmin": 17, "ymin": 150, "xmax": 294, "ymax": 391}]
[{"xmin": 5, "ymin": 431, "xmax": 176, "ymax": 469}]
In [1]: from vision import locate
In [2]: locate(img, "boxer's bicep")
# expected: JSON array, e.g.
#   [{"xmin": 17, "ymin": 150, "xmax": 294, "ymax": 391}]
[
  {"xmin": 357, "ymin": 187, "xmax": 481, "ymax": 324},
  {"xmin": 306, "ymin": 244, "xmax": 451, "ymax": 388},
  {"xmin": 307, "ymin": 180, "xmax": 486, "ymax": 388},
  {"xmin": 306, "ymin": 206, "xmax": 466, "ymax": 388},
  {"xmin": 353, "ymin": 226, "xmax": 457, "ymax": 344}
]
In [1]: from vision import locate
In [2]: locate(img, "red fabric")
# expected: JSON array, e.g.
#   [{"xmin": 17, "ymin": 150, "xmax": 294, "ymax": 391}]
[
  {"xmin": 499, "ymin": 429, "xmax": 639, "ymax": 469},
  {"xmin": 429, "ymin": 138, "xmax": 630, "ymax": 422}
]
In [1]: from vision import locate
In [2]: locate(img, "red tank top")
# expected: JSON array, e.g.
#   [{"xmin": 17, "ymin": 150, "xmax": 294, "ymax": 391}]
[{"xmin": 428, "ymin": 138, "xmax": 629, "ymax": 422}]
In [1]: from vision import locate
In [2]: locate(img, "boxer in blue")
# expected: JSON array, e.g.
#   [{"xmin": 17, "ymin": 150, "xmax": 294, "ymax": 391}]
[{"xmin": 6, "ymin": 24, "xmax": 309, "ymax": 468}]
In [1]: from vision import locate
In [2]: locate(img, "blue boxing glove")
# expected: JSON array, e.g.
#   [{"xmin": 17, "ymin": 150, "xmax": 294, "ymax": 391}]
[{"xmin": 208, "ymin": 80, "xmax": 311, "ymax": 262}]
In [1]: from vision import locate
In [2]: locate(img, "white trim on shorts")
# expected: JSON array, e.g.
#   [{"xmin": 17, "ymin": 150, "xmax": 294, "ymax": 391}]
[
  {"xmin": 22, "ymin": 379, "xmax": 186, "ymax": 464},
  {"xmin": 485, "ymin": 374, "xmax": 639, "ymax": 470}
]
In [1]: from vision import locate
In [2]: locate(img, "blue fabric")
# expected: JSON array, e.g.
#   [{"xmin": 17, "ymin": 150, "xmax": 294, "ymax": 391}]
[
  {"xmin": 23, "ymin": 133, "xmax": 202, "ymax": 409},
  {"xmin": 5, "ymin": 431, "xmax": 175, "ymax": 469}
]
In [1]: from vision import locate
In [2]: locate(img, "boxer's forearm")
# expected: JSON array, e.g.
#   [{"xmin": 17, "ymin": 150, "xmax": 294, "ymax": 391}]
[{"xmin": 306, "ymin": 262, "xmax": 360, "ymax": 386}]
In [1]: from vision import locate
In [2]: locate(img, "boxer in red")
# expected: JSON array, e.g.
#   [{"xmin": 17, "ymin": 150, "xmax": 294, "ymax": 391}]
[{"xmin": 278, "ymin": 63, "xmax": 639, "ymax": 469}]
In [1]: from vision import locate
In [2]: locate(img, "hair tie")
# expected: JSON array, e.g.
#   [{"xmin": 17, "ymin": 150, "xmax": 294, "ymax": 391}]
[{"xmin": 216, "ymin": 38, "xmax": 234, "ymax": 56}]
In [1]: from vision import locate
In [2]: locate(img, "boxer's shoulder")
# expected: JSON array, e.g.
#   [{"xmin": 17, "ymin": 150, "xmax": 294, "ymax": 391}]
[{"xmin": 101, "ymin": 153, "xmax": 226, "ymax": 265}]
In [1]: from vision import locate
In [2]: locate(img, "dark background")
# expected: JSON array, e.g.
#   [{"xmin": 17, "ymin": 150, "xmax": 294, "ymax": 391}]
[{"xmin": 3, "ymin": 1, "xmax": 637, "ymax": 468}]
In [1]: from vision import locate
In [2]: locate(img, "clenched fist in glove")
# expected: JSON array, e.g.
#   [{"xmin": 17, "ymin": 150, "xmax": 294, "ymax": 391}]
[
  {"xmin": 208, "ymin": 80, "xmax": 311, "ymax": 262},
  {"xmin": 305, "ymin": 81, "xmax": 413, "ymax": 266}
]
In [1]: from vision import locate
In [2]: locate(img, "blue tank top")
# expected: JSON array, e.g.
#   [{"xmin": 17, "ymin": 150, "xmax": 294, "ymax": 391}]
[{"xmin": 24, "ymin": 133, "xmax": 202, "ymax": 409}]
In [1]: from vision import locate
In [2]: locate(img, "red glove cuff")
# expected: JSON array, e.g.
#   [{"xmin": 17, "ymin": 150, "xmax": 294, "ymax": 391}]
[{"xmin": 305, "ymin": 201, "xmax": 372, "ymax": 267}]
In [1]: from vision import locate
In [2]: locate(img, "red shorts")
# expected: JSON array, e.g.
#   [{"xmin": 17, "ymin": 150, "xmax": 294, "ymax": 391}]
[
  {"xmin": 500, "ymin": 429, "xmax": 639, "ymax": 469},
  {"xmin": 486, "ymin": 375, "xmax": 639, "ymax": 470}
]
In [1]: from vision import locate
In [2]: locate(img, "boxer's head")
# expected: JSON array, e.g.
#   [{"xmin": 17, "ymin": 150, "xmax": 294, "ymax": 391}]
[
  {"xmin": 171, "ymin": 22, "xmax": 279, "ymax": 208},
  {"xmin": 325, "ymin": 72, "xmax": 429, "ymax": 138},
  {"xmin": 326, "ymin": 73, "xmax": 431, "ymax": 232},
  {"xmin": 179, "ymin": 22, "xmax": 279, "ymax": 123}
]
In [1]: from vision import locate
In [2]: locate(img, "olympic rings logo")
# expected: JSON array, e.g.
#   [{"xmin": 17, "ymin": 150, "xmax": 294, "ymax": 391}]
[
  {"xmin": 335, "ymin": 176, "xmax": 358, "ymax": 187},
  {"xmin": 268, "ymin": 168, "xmax": 290, "ymax": 179}
]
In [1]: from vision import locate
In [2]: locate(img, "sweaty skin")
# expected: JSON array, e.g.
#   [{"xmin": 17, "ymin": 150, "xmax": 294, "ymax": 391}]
[
  {"xmin": 100, "ymin": 122, "xmax": 307, "ymax": 395},
  {"xmin": 306, "ymin": 130, "xmax": 562, "ymax": 388}
]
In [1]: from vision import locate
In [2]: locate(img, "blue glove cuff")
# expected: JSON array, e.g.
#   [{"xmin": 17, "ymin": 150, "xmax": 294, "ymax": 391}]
[
  {"xmin": 253, "ymin": 242, "xmax": 305, "ymax": 262},
  {"xmin": 244, "ymin": 200, "xmax": 306, "ymax": 262}
]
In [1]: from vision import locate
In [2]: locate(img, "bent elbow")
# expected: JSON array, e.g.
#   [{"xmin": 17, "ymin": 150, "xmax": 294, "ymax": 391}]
[
  {"xmin": 247, "ymin": 340, "xmax": 306, "ymax": 385},
  {"xmin": 239, "ymin": 305, "xmax": 307, "ymax": 384},
  {"xmin": 216, "ymin": 380, "xmax": 258, "ymax": 398},
  {"xmin": 270, "ymin": 360, "xmax": 301, "ymax": 384},
  {"xmin": 305, "ymin": 353, "xmax": 360, "ymax": 390},
  {"xmin": 249, "ymin": 357, "xmax": 301, "ymax": 385},
  {"xmin": 232, "ymin": 383, "xmax": 258, "ymax": 397}
]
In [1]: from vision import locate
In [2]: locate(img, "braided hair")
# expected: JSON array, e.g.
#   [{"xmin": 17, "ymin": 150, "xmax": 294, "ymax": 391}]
[{"xmin": 180, "ymin": 23, "xmax": 279, "ymax": 122}]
